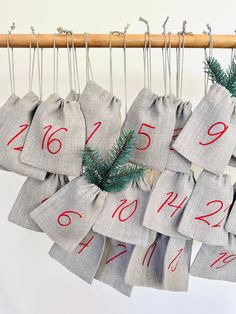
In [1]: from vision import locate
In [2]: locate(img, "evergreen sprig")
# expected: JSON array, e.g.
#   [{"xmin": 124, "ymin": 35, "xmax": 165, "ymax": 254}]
[
  {"xmin": 82, "ymin": 131, "xmax": 147, "ymax": 192},
  {"xmin": 204, "ymin": 55, "xmax": 236, "ymax": 97}
]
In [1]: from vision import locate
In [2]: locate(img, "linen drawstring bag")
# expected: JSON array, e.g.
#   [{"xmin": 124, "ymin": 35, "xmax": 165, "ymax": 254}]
[
  {"xmin": 173, "ymin": 83, "xmax": 236, "ymax": 175},
  {"xmin": 93, "ymin": 178, "xmax": 151, "ymax": 246},
  {"xmin": 178, "ymin": 170, "xmax": 233, "ymax": 246},
  {"xmin": 0, "ymin": 32, "xmax": 46, "ymax": 180},
  {"xmin": 79, "ymin": 33, "xmax": 122, "ymax": 156},
  {"xmin": 95, "ymin": 238, "xmax": 134, "ymax": 296},
  {"xmin": 166, "ymin": 101, "xmax": 192, "ymax": 173},
  {"xmin": 20, "ymin": 34, "xmax": 85, "ymax": 176},
  {"xmin": 30, "ymin": 176, "xmax": 107, "ymax": 252},
  {"xmin": 49, "ymin": 230, "xmax": 105, "ymax": 284},
  {"xmin": 224, "ymin": 183, "xmax": 236, "ymax": 235},
  {"xmin": 125, "ymin": 233, "xmax": 168, "ymax": 289},
  {"xmin": 8, "ymin": 174, "xmax": 69, "ymax": 232},
  {"xmin": 190, "ymin": 234, "xmax": 236, "ymax": 282},
  {"xmin": 143, "ymin": 170, "xmax": 195, "ymax": 239}
]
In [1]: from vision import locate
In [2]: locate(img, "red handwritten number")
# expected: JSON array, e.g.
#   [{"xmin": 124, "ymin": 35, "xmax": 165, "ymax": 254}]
[
  {"xmin": 194, "ymin": 200, "xmax": 230, "ymax": 228},
  {"xmin": 57, "ymin": 210, "xmax": 83, "ymax": 227},
  {"xmin": 105, "ymin": 244, "xmax": 127, "ymax": 264},
  {"xmin": 168, "ymin": 248, "xmax": 184, "ymax": 272},
  {"xmin": 136, "ymin": 123, "xmax": 156, "ymax": 151},
  {"xmin": 42, "ymin": 125, "xmax": 68, "ymax": 155},
  {"xmin": 157, "ymin": 192, "xmax": 188, "ymax": 218},
  {"xmin": 142, "ymin": 241, "xmax": 157, "ymax": 267},
  {"xmin": 112, "ymin": 199, "xmax": 138, "ymax": 222},
  {"xmin": 85, "ymin": 122, "xmax": 102, "ymax": 144},
  {"xmin": 199, "ymin": 122, "xmax": 228, "ymax": 146},
  {"xmin": 210, "ymin": 252, "xmax": 236, "ymax": 269},
  {"xmin": 7, "ymin": 124, "xmax": 29, "ymax": 151},
  {"xmin": 78, "ymin": 236, "xmax": 95, "ymax": 254}
]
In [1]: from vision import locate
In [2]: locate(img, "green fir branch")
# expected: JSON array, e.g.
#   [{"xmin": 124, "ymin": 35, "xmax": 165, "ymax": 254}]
[{"xmin": 203, "ymin": 56, "xmax": 227, "ymax": 86}]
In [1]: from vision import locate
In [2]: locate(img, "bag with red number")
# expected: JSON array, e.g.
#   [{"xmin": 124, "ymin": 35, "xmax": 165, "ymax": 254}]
[
  {"xmin": 122, "ymin": 88, "xmax": 176, "ymax": 171},
  {"xmin": 190, "ymin": 234, "xmax": 236, "ymax": 282},
  {"xmin": 20, "ymin": 91, "xmax": 85, "ymax": 176},
  {"xmin": 79, "ymin": 80, "xmax": 122, "ymax": 156},
  {"xmin": 95, "ymin": 238, "xmax": 134, "ymax": 296},
  {"xmin": 178, "ymin": 170, "xmax": 233, "ymax": 246},
  {"xmin": 49, "ymin": 230, "xmax": 105, "ymax": 284},
  {"xmin": 166, "ymin": 100, "xmax": 192, "ymax": 173},
  {"xmin": 30, "ymin": 176, "xmax": 107, "ymax": 252},
  {"xmin": 0, "ymin": 92, "xmax": 46, "ymax": 179},
  {"xmin": 8, "ymin": 173, "xmax": 69, "ymax": 232},
  {"xmin": 143, "ymin": 170, "xmax": 195, "ymax": 239},
  {"xmin": 0, "ymin": 94, "xmax": 20, "ymax": 171},
  {"xmin": 93, "ymin": 178, "xmax": 151, "ymax": 246},
  {"xmin": 173, "ymin": 83, "xmax": 236, "ymax": 175},
  {"xmin": 125, "ymin": 234, "xmax": 192, "ymax": 291}
]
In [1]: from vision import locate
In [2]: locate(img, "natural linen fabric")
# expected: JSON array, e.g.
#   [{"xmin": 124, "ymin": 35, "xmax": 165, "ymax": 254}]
[
  {"xmin": 30, "ymin": 176, "xmax": 107, "ymax": 252},
  {"xmin": 95, "ymin": 238, "xmax": 134, "ymax": 297},
  {"xmin": 49, "ymin": 230, "xmax": 105, "ymax": 284},
  {"xmin": 8, "ymin": 174, "xmax": 69, "ymax": 232},
  {"xmin": 122, "ymin": 88, "xmax": 175, "ymax": 171},
  {"xmin": 93, "ymin": 178, "xmax": 151, "ymax": 246},
  {"xmin": 0, "ymin": 92, "xmax": 46, "ymax": 180},
  {"xmin": 20, "ymin": 91, "xmax": 85, "ymax": 176},
  {"xmin": 79, "ymin": 80, "xmax": 122, "ymax": 156},
  {"xmin": 173, "ymin": 83, "xmax": 236, "ymax": 175},
  {"xmin": 178, "ymin": 170, "xmax": 233, "ymax": 246},
  {"xmin": 0, "ymin": 94, "xmax": 19, "ymax": 171},
  {"xmin": 190, "ymin": 234, "xmax": 236, "ymax": 282},
  {"xmin": 143, "ymin": 170, "xmax": 195, "ymax": 239},
  {"xmin": 225, "ymin": 183, "xmax": 236, "ymax": 235},
  {"xmin": 125, "ymin": 234, "xmax": 192, "ymax": 291},
  {"xmin": 166, "ymin": 100, "xmax": 192, "ymax": 173}
]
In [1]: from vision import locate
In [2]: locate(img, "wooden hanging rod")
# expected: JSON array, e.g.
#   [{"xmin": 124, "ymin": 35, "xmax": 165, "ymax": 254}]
[{"xmin": 0, "ymin": 34, "xmax": 236, "ymax": 48}]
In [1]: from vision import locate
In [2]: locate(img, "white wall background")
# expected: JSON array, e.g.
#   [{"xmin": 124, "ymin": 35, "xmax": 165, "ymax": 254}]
[{"xmin": 1, "ymin": 0, "xmax": 236, "ymax": 313}]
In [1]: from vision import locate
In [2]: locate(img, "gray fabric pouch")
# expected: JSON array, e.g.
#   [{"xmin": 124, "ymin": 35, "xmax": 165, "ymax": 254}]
[
  {"xmin": 143, "ymin": 170, "xmax": 195, "ymax": 239},
  {"xmin": 79, "ymin": 80, "xmax": 122, "ymax": 156},
  {"xmin": 0, "ymin": 94, "xmax": 20, "ymax": 171},
  {"xmin": 224, "ymin": 182, "xmax": 236, "ymax": 235},
  {"xmin": 20, "ymin": 91, "xmax": 85, "ymax": 176},
  {"xmin": 8, "ymin": 173, "xmax": 69, "ymax": 232},
  {"xmin": 173, "ymin": 84, "xmax": 236, "ymax": 175},
  {"xmin": 49, "ymin": 230, "xmax": 105, "ymax": 284},
  {"xmin": 166, "ymin": 101, "xmax": 192, "ymax": 173},
  {"xmin": 0, "ymin": 92, "xmax": 46, "ymax": 179},
  {"xmin": 122, "ymin": 88, "xmax": 176, "ymax": 171},
  {"xmin": 93, "ymin": 178, "xmax": 151, "ymax": 246},
  {"xmin": 30, "ymin": 176, "xmax": 107, "ymax": 252},
  {"xmin": 191, "ymin": 234, "xmax": 236, "ymax": 282},
  {"xmin": 178, "ymin": 170, "xmax": 233, "ymax": 246},
  {"xmin": 95, "ymin": 238, "xmax": 134, "ymax": 297}
]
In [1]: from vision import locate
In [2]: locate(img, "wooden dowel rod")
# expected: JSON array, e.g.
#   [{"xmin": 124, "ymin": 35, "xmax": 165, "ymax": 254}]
[{"xmin": 0, "ymin": 34, "xmax": 236, "ymax": 48}]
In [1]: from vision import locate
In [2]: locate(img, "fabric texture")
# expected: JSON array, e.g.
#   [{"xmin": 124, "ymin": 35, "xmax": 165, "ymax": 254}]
[
  {"xmin": 122, "ymin": 88, "xmax": 176, "ymax": 171},
  {"xmin": 20, "ymin": 91, "xmax": 85, "ymax": 176},
  {"xmin": 30, "ymin": 176, "xmax": 107, "ymax": 252},
  {"xmin": 173, "ymin": 83, "xmax": 236, "ymax": 175},
  {"xmin": 8, "ymin": 174, "xmax": 69, "ymax": 232}
]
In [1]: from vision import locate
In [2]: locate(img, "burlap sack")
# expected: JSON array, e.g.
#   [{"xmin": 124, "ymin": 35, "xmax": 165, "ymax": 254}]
[
  {"xmin": 93, "ymin": 178, "xmax": 151, "ymax": 246},
  {"xmin": 178, "ymin": 170, "xmax": 233, "ymax": 246},
  {"xmin": 166, "ymin": 101, "xmax": 192, "ymax": 173},
  {"xmin": 143, "ymin": 170, "xmax": 195, "ymax": 239},
  {"xmin": 30, "ymin": 176, "xmax": 107, "ymax": 252},
  {"xmin": 122, "ymin": 88, "xmax": 175, "ymax": 171},
  {"xmin": 79, "ymin": 80, "xmax": 122, "ymax": 156},
  {"xmin": 0, "ymin": 92, "xmax": 46, "ymax": 179},
  {"xmin": 8, "ymin": 174, "xmax": 69, "ymax": 232},
  {"xmin": 49, "ymin": 230, "xmax": 105, "ymax": 284},
  {"xmin": 191, "ymin": 234, "xmax": 236, "ymax": 282},
  {"xmin": 173, "ymin": 84, "xmax": 236, "ymax": 175},
  {"xmin": 95, "ymin": 238, "xmax": 134, "ymax": 296},
  {"xmin": 20, "ymin": 91, "xmax": 85, "ymax": 176}
]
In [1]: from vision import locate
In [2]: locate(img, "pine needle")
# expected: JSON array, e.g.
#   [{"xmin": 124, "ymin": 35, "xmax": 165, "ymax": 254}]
[{"xmin": 203, "ymin": 56, "xmax": 227, "ymax": 86}]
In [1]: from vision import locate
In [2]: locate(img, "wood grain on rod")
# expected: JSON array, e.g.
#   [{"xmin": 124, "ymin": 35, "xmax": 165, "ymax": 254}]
[{"xmin": 0, "ymin": 34, "xmax": 236, "ymax": 48}]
